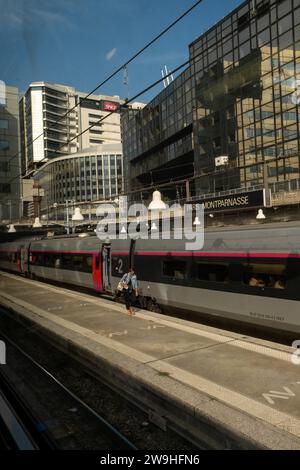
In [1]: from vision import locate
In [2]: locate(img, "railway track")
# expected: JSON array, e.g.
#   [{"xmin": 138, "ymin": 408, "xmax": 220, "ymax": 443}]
[
  {"xmin": 0, "ymin": 368, "xmax": 56, "ymax": 450},
  {"xmin": 0, "ymin": 307, "xmax": 196, "ymax": 450},
  {"xmin": 0, "ymin": 331, "xmax": 136, "ymax": 450}
]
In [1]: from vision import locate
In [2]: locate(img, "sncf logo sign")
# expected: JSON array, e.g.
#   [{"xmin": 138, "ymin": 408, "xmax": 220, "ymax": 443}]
[{"xmin": 102, "ymin": 101, "xmax": 119, "ymax": 112}]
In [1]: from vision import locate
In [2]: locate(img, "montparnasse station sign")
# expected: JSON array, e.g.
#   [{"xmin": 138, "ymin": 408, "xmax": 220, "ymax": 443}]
[{"xmin": 191, "ymin": 189, "xmax": 268, "ymax": 213}]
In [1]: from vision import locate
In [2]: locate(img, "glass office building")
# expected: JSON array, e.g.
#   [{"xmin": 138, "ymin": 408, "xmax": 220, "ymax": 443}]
[
  {"xmin": 122, "ymin": 0, "xmax": 300, "ymax": 202},
  {"xmin": 121, "ymin": 67, "xmax": 195, "ymax": 199}
]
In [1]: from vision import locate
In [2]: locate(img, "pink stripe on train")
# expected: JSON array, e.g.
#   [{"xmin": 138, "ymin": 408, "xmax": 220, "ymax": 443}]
[{"xmin": 114, "ymin": 251, "xmax": 300, "ymax": 258}]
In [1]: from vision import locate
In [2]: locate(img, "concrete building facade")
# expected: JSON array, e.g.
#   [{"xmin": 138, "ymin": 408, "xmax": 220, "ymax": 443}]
[
  {"xmin": 0, "ymin": 84, "xmax": 21, "ymax": 221},
  {"xmin": 20, "ymin": 82, "xmax": 124, "ymax": 177},
  {"xmin": 33, "ymin": 143, "xmax": 123, "ymax": 216}
]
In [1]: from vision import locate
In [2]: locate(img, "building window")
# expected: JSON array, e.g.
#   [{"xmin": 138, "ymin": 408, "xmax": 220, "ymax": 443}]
[
  {"xmin": 90, "ymin": 130, "xmax": 103, "ymax": 135},
  {"xmin": 0, "ymin": 140, "xmax": 9, "ymax": 150},
  {"xmin": 0, "ymin": 183, "xmax": 11, "ymax": 193},
  {"xmin": 0, "ymin": 119, "xmax": 8, "ymax": 129},
  {"xmin": 0, "ymin": 162, "xmax": 9, "ymax": 172}
]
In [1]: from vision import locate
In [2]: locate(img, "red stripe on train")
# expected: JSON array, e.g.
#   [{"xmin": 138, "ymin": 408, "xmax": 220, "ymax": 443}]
[{"xmin": 113, "ymin": 251, "xmax": 300, "ymax": 258}]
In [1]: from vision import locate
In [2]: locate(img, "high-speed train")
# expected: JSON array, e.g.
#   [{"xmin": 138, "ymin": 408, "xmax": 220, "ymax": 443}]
[{"xmin": 0, "ymin": 221, "xmax": 300, "ymax": 334}]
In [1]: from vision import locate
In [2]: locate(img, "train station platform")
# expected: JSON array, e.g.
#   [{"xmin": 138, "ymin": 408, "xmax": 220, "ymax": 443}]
[{"xmin": 1, "ymin": 271, "xmax": 300, "ymax": 450}]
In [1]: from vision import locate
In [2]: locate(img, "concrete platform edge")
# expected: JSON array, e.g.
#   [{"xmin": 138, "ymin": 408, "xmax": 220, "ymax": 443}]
[{"xmin": 1, "ymin": 295, "xmax": 300, "ymax": 450}]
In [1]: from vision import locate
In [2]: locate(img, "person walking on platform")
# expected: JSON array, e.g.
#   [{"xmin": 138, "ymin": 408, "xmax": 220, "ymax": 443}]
[{"xmin": 120, "ymin": 267, "xmax": 138, "ymax": 316}]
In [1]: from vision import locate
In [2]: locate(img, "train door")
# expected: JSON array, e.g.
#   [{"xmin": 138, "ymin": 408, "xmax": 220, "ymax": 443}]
[
  {"xmin": 130, "ymin": 240, "xmax": 136, "ymax": 268},
  {"xmin": 16, "ymin": 250, "xmax": 21, "ymax": 272},
  {"xmin": 102, "ymin": 244, "xmax": 111, "ymax": 292},
  {"xmin": 20, "ymin": 246, "xmax": 27, "ymax": 274},
  {"xmin": 93, "ymin": 253, "xmax": 102, "ymax": 291}
]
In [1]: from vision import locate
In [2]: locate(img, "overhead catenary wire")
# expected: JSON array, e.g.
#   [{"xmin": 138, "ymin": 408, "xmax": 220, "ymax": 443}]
[
  {"xmin": 5, "ymin": 42, "xmax": 297, "ymax": 188},
  {"xmin": 5, "ymin": 0, "xmax": 205, "ymax": 171},
  {"xmin": 3, "ymin": 3, "xmax": 296, "ymax": 201},
  {"xmin": 5, "ymin": 58, "xmax": 191, "ymax": 186}
]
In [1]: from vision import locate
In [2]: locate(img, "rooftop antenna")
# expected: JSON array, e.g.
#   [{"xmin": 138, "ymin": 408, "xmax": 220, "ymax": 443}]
[
  {"xmin": 161, "ymin": 65, "xmax": 174, "ymax": 89},
  {"xmin": 123, "ymin": 65, "xmax": 129, "ymax": 100},
  {"xmin": 250, "ymin": 0, "xmax": 257, "ymax": 16},
  {"xmin": 161, "ymin": 68, "xmax": 167, "ymax": 89}
]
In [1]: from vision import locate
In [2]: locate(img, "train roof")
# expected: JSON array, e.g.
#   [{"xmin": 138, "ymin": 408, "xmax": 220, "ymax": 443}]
[
  {"xmin": 26, "ymin": 220, "xmax": 300, "ymax": 253},
  {"xmin": 1, "ymin": 220, "xmax": 300, "ymax": 253}
]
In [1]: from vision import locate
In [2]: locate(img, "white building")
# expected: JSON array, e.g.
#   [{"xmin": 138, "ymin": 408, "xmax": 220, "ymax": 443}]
[
  {"xmin": 33, "ymin": 143, "xmax": 123, "ymax": 215},
  {"xmin": 19, "ymin": 82, "xmax": 125, "ymax": 176}
]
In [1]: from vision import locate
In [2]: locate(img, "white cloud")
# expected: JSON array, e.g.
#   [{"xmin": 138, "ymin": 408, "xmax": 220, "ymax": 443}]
[
  {"xmin": 0, "ymin": 1, "xmax": 75, "ymax": 31},
  {"xmin": 31, "ymin": 8, "xmax": 75, "ymax": 29},
  {"xmin": 105, "ymin": 48, "xmax": 117, "ymax": 61}
]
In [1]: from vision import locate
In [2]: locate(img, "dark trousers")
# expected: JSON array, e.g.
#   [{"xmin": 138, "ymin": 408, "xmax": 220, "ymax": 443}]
[{"xmin": 123, "ymin": 289, "xmax": 133, "ymax": 310}]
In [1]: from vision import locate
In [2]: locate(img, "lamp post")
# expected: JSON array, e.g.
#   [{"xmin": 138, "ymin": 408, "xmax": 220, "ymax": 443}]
[
  {"xmin": 7, "ymin": 224, "xmax": 16, "ymax": 233},
  {"xmin": 53, "ymin": 203, "xmax": 58, "ymax": 222},
  {"xmin": 19, "ymin": 197, "xmax": 23, "ymax": 222},
  {"xmin": 148, "ymin": 190, "xmax": 167, "ymax": 211},
  {"xmin": 256, "ymin": 209, "xmax": 266, "ymax": 220},
  {"xmin": 8, "ymin": 200, "xmax": 12, "ymax": 224},
  {"xmin": 263, "ymin": 161, "xmax": 271, "ymax": 206},
  {"xmin": 33, "ymin": 217, "xmax": 42, "ymax": 228},
  {"xmin": 193, "ymin": 216, "xmax": 201, "ymax": 226},
  {"xmin": 148, "ymin": 190, "xmax": 167, "ymax": 234},
  {"xmin": 65, "ymin": 199, "xmax": 75, "ymax": 235},
  {"xmin": 72, "ymin": 207, "xmax": 84, "ymax": 233}
]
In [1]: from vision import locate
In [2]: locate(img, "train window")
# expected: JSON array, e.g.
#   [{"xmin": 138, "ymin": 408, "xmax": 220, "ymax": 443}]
[
  {"xmin": 73, "ymin": 255, "xmax": 84, "ymax": 270},
  {"xmin": 31, "ymin": 253, "xmax": 37, "ymax": 264},
  {"xmin": 85, "ymin": 255, "xmax": 93, "ymax": 273},
  {"xmin": 243, "ymin": 263, "xmax": 286, "ymax": 289},
  {"xmin": 61, "ymin": 254, "xmax": 73, "ymax": 270},
  {"xmin": 162, "ymin": 260, "xmax": 187, "ymax": 279},
  {"xmin": 192, "ymin": 262, "xmax": 229, "ymax": 283},
  {"xmin": 43, "ymin": 254, "xmax": 53, "ymax": 267},
  {"xmin": 36, "ymin": 253, "xmax": 42, "ymax": 265}
]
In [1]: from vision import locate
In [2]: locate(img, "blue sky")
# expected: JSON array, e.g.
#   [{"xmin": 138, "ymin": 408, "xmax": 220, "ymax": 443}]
[{"xmin": 1, "ymin": 0, "xmax": 243, "ymax": 102}]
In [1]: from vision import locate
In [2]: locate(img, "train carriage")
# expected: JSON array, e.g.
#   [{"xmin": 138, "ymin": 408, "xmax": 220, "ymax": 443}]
[
  {"xmin": 0, "ymin": 239, "xmax": 31, "ymax": 274},
  {"xmin": 0, "ymin": 221, "xmax": 300, "ymax": 334},
  {"xmin": 110, "ymin": 224, "xmax": 300, "ymax": 333},
  {"xmin": 29, "ymin": 236, "xmax": 108, "ymax": 292}
]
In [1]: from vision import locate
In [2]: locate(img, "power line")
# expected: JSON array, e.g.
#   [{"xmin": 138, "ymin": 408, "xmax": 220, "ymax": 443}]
[
  {"xmin": 6, "ymin": 31, "xmax": 209, "ymax": 179},
  {"xmin": 5, "ymin": 4, "xmax": 298, "ymax": 197},
  {"xmin": 5, "ymin": 0, "xmax": 205, "ymax": 171},
  {"xmin": 6, "ymin": 59, "xmax": 191, "ymax": 185}
]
